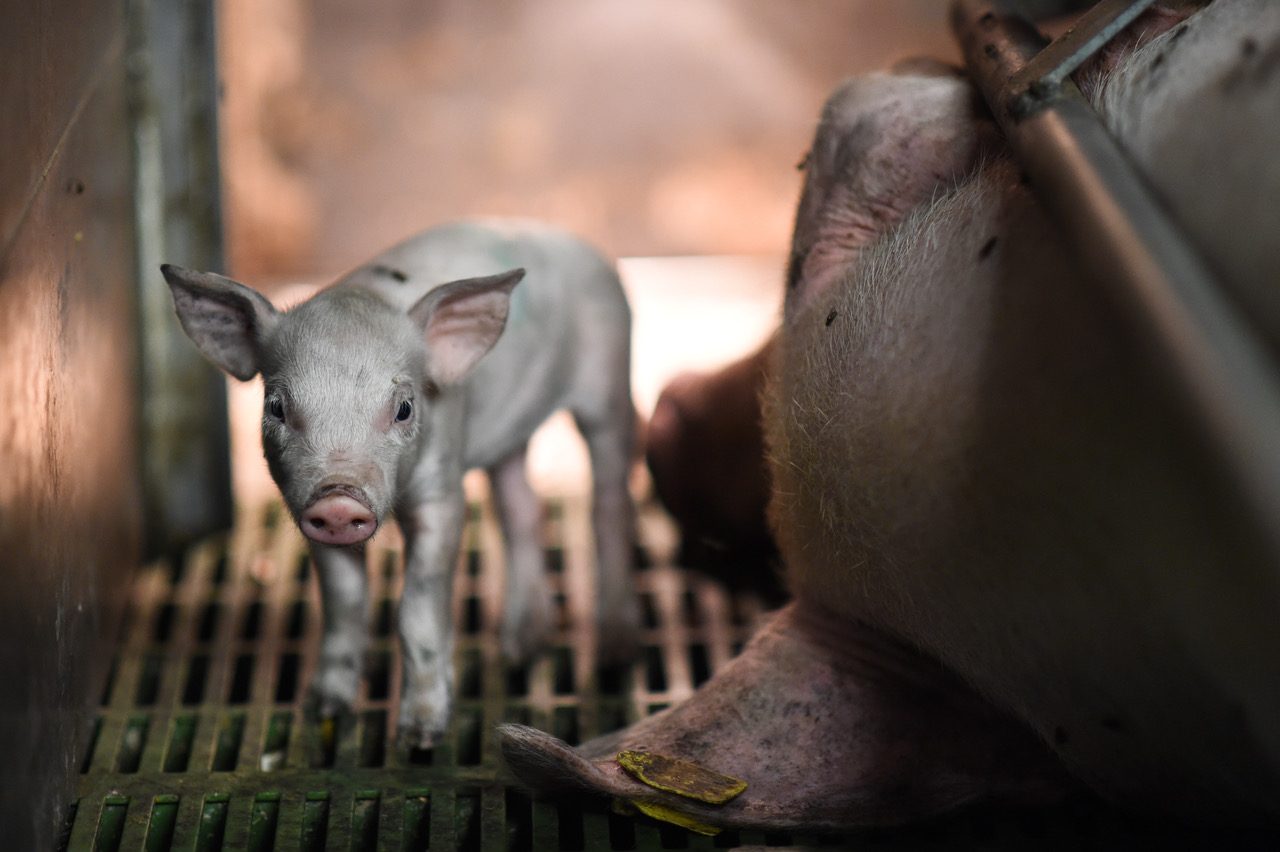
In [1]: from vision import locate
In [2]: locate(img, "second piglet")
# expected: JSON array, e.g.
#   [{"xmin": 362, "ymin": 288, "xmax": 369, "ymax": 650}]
[{"xmin": 163, "ymin": 220, "xmax": 640, "ymax": 747}]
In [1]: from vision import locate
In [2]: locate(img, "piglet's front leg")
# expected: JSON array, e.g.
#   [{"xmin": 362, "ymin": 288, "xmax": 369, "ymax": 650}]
[
  {"xmin": 309, "ymin": 542, "xmax": 370, "ymax": 718},
  {"xmin": 396, "ymin": 490, "xmax": 466, "ymax": 749}
]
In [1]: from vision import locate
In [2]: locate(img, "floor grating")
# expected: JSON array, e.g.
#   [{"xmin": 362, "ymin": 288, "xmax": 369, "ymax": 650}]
[
  {"xmin": 62, "ymin": 496, "xmax": 817, "ymax": 851},
  {"xmin": 60, "ymin": 495, "xmax": 1279, "ymax": 850}
]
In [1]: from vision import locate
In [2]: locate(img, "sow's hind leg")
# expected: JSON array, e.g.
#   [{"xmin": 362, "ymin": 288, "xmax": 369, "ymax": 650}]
[{"xmin": 500, "ymin": 601, "xmax": 1070, "ymax": 830}]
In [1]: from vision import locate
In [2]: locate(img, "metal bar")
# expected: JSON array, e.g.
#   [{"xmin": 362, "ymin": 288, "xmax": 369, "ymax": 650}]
[
  {"xmin": 1011, "ymin": 0, "xmax": 1159, "ymax": 105},
  {"xmin": 952, "ymin": 0, "xmax": 1280, "ymax": 560}
]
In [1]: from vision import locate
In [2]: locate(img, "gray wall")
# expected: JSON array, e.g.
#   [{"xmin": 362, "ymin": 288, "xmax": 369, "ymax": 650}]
[{"xmin": 0, "ymin": 2, "xmax": 142, "ymax": 847}]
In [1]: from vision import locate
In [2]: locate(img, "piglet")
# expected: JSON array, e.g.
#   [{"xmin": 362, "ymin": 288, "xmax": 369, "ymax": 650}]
[{"xmin": 163, "ymin": 220, "xmax": 640, "ymax": 747}]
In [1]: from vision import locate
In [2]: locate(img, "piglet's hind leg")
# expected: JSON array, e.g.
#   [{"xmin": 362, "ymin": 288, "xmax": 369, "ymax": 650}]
[
  {"xmin": 574, "ymin": 410, "xmax": 642, "ymax": 665},
  {"xmin": 489, "ymin": 444, "xmax": 554, "ymax": 664},
  {"xmin": 500, "ymin": 602, "xmax": 1072, "ymax": 831}
]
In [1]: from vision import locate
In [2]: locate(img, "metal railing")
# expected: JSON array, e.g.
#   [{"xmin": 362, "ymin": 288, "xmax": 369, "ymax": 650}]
[{"xmin": 953, "ymin": 0, "xmax": 1280, "ymax": 561}]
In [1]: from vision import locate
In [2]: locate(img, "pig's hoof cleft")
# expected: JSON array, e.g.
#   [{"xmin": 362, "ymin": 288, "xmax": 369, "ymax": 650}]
[{"xmin": 397, "ymin": 719, "xmax": 449, "ymax": 752}]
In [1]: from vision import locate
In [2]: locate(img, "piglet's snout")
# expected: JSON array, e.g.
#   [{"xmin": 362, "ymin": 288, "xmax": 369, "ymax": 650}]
[{"xmin": 302, "ymin": 490, "xmax": 377, "ymax": 546}]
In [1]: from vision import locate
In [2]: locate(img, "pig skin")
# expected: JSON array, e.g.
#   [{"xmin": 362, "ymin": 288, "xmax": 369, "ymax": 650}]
[{"xmin": 502, "ymin": 0, "xmax": 1280, "ymax": 828}]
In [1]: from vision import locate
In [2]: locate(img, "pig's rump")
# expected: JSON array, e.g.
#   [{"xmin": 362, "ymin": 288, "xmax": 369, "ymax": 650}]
[{"xmin": 503, "ymin": 0, "xmax": 1280, "ymax": 829}]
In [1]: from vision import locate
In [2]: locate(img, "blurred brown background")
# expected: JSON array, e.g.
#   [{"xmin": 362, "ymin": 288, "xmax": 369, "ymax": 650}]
[
  {"xmin": 218, "ymin": 0, "xmax": 953, "ymax": 281},
  {"xmin": 215, "ymin": 1, "xmax": 954, "ymax": 502}
]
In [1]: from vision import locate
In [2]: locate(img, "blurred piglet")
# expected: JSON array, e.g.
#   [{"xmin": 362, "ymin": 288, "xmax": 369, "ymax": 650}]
[{"xmin": 163, "ymin": 220, "xmax": 640, "ymax": 747}]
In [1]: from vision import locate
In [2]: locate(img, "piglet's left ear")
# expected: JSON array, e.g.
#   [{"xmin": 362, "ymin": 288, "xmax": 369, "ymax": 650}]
[{"xmin": 409, "ymin": 268, "xmax": 525, "ymax": 386}]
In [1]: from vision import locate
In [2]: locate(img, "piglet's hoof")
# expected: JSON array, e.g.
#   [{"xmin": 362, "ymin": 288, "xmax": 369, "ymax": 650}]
[
  {"xmin": 595, "ymin": 599, "xmax": 644, "ymax": 667},
  {"xmin": 397, "ymin": 722, "xmax": 447, "ymax": 752},
  {"xmin": 396, "ymin": 712, "xmax": 451, "ymax": 752},
  {"xmin": 501, "ymin": 587, "xmax": 555, "ymax": 666},
  {"xmin": 306, "ymin": 657, "xmax": 361, "ymax": 720},
  {"xmin": 397, "ymin": 680, "xmax": 453, "ymax": 750},
  {"xmin": 305, "ymin": 689, "xmax": 352, "ymax": 723},
  {"xmin": 500, "ymin": 602, "xmax": 1073, "ymax": 832}
]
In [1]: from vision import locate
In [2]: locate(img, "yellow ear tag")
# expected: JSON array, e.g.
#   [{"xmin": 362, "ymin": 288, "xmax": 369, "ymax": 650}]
[
  {"xmin": 614, "ymin": 797, "xmax": 722, "ymax": 836},
  {"xmin": 615, "ymin": 750, "xmax": 748, "ymax": 804},
  {"xmin": 320, "ymin": 718, "xmax": 336, "ymax": 753}
]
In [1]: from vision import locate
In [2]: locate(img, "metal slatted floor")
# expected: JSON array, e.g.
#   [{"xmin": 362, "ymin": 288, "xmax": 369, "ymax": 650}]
[{"xmin": 60, "ymin": 494, "xmax": 1276, "ymax": 850}]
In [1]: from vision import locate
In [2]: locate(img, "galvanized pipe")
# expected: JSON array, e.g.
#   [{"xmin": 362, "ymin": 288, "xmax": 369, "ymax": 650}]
[
  {"xmin": 952, "ymin": 0, "xmax": 1280, "ymax": 558},
  {"xmin": 1010, "ymin": 0, "xmax": 1159, "ymax": 107}
]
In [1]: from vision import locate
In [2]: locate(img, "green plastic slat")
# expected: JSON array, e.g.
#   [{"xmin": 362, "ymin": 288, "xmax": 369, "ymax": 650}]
[
  {"xmin": 93, "ymin": 796, "xmax": 129, "ymax": 852},
  {"xmin": 143, "ymin": 795, "xmax": 179, "ymax": 852},
  {"xmin": 61, "ymin": 497, "xmax": 904, "ymax": 850}
]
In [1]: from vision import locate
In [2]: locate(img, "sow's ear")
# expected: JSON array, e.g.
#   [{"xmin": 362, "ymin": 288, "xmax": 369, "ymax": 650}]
[
  {"xmin": 161, "ymin": 264, "xmax": 279, "ymax": 381},
  {"xmin": 409, "ymin": 268, "xmax": 525, "ymax": 386}
]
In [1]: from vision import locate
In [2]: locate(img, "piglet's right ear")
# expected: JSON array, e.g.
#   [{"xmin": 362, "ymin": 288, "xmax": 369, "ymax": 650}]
[
  {"xmin": 409, "ymin": 268, "xmax": 525, "ymax": 387},
  {"xmin": 161, "ymin": 264, "xmax": 279, "ymax": 380}
]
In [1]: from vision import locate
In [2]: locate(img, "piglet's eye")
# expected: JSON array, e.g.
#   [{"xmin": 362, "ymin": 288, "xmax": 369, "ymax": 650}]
[
  {"xmin": 267, "ymin": 397, "xmax": 286, "ymax": 420},
  {"xmin": 395, "ymin": 400, "xmax": 413, "ymax": 422}
]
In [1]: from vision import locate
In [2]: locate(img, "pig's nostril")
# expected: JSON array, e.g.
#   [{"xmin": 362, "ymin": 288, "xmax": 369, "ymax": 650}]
[{"xmin": 301, "ymin": 494, "xmax": 376, "ymax": 545}]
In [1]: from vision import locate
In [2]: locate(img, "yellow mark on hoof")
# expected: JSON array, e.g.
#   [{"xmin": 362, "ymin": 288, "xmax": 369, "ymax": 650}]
[
  {"xmin": 320, "ymin": 718, "xmax": 336, "ymax": 751},
  {"xmin": 621, "ymin": 799, "xmax": 722, "ymax": 836},
  {"xmin": 615, "ymin": 750, "xmax": 747, "ymax": 804}
]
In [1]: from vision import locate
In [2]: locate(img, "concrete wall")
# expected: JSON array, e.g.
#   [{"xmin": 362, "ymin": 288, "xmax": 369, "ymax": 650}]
[{"xmin": 0, "ymin": 2, "xmax": 142, "ymax": 847}]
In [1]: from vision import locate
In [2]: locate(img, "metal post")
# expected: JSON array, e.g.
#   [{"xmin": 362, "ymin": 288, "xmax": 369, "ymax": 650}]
[{"xmin": 128, "ymin": 0, "xmax": 233, "ymax": 557}]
